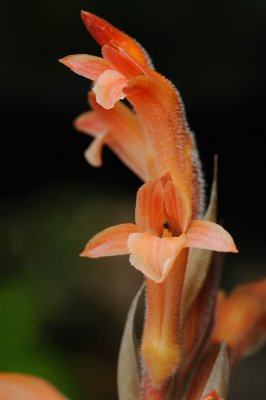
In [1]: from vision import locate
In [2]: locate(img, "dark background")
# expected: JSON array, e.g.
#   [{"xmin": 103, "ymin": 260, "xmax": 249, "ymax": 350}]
[{"xmin": 1, "ymin": 0, "xmax": 265, "ymax": 399}]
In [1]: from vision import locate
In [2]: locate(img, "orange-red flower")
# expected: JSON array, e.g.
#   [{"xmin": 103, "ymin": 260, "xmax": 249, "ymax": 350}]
[{"xmin": 81, "ymin": 175, "xmax": 237, "ymax": 283}]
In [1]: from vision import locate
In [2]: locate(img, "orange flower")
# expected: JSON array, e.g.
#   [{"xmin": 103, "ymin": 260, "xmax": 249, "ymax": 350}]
[{"xmin": 81, "ymin": 175, "xmax": 237, "ymax": 283}]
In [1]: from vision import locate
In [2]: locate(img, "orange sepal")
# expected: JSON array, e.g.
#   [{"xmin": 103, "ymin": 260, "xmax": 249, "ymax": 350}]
[
  {"xmin": 81, "ymin": 11, "xmax": 151, "ymax": 67},
  {"xmin": 80, "ymin": 223, "xmax": 139, "ymax": 258},
  {"xmin": 124, "ymin": 75, "xmax": 197, "ymax": 214},
  {"xmin": 102, "ymin": 45, "xmax": 143, "ymax": 79},
  {"xmin": 74, "ymin": 110, "xmax": 106, "ymax": 135},
  {"xmin": 0, "ymin": 373, "xmax": 66, "ymax": 400},
  {"xmin": 87, "ymin": 92, "xmax": 155, "ymax": 181},
  {"xmin": 59, "ymin": 54, "xmax": 109, "ymax": 80},
  {"xmin": 212, "ymin": 279, "xmax": 266, "ymax": 367},
  {"xmin": 185, "ymin": 220, "xmax": 238, "ymax": 253}
]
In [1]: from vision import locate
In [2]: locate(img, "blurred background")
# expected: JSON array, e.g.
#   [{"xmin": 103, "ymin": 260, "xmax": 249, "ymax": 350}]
[{"xmin": 0, "ymin": 0, "xmax": 265, "ymax": 399}]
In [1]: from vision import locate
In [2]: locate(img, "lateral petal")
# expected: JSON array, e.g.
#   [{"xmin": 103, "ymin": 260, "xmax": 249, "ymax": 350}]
[
  {"xmin": 81, "ymin": 11, "xmax": 152, "ymax": 67},
  {"xmin": 185, "ymin": 220, "xmax": 238, "ymax": 253},
  {"xmin": 0, "ymin": 373, "xmax": 67, "ymax": 400},
  {"xmin": 80, "ymin": 223, "xmax": 139, "ymax": 258},
  {"xmin": 74, "ymin": 110, "xmax": 106, "ymax": 136},
  {"xmin": 88, "ymin": 93, "xmax": 157, "ymax": 181},
  {"xmin": 93, "ymin": 69, "xmax": 128, "ymax": 109},
  {"xmin": 59, "ymin": 54, "xmax": 109, "ymax": 80},
  {"xmin": 135, "ymin": 178, "xmax": 164, "ymax": 235},
  {"xmin": 128, "ymin": 232, "xmax": 185, "ymax": 282}
]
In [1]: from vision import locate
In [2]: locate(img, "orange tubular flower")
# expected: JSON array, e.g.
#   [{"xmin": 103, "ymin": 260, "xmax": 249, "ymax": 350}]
[
  {"xmin": 59, "ymin": 11, "xmax": 239, "ymax": 391},
  {"xmin": 81, "ymin": 175, "xmax": 237, "ymax": 283}
]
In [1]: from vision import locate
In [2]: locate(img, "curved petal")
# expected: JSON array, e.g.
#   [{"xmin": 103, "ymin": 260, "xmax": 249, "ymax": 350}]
[
  {"xmin": 80, "ymin": 223, "xmax": 139, "ymax": 258},
  {"xmin": 88, "ymin": 93, "xmax": 157, "ymax": 181},
  {"xmin": 0, "ymin": 373, "xmax": 67, "ymax": 400},
  {"xmin": 59, "ymin": 54, "xmax": 109, "ymax": 80},
  {"xmin": 185, "ymin": 220, "xmax": 238, "ymax": 253},
  {"xmin": 128, "ymin": 232, "xmax": 185, "ymax": 282},
  {"xmin": 93, "ymin": 69, "xmax": 128, "ymax": 109},
  {"xmin": 74, "ymin": 110, "xmax": 106, "ymax": 136},
  {"xmin": 81, "ymin": 11, "xmax": 152, "ymax": 67},
  {"xmin": 124, "ymin": 75, "xmax": 202, "ymax": 216},
  {"xmin": 135, "ymin": 178, "xmax": 164, "ymax": 235},
  {"xmin": 84, "ymin": 131, "xmax": 109, "ymax": 167}
]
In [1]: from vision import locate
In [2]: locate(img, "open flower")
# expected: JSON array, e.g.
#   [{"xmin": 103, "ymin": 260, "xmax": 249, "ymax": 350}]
[{"xmin": 81, "ymin": 175, "xmax": 237, "ymax": 283}]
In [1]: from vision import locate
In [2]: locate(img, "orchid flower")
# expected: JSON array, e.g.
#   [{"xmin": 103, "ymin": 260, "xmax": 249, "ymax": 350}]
[{"xmin": 81, "ymin": 175, "xmax": 237, "ymax": 283}]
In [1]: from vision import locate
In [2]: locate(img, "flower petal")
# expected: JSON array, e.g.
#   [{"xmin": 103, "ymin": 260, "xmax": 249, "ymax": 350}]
[
  {"xmin": 93, "ymin": 69, "xmax": 128, "ymax": 109},
  {"xmin": 185, "ymin": 220, "xmax": 238, "ymax": 253},
  {"xmin": 128, "ymin": 232, "xmax": 185, "ymax": 282},
  {"xmin": 84, "ymin": 130, "xmax": 109, "ymax": 167},
  {"xmin": 88, "ymin": 92, "xmax": 156, "ymax": 181},
  {"xmin": 135, "ymin": 178, "xmax": 164, "ymax": 235},
  {"xmin": 0, "ymin": 373, "xmax": 67, "ymax": 400},
  {"xmin": 81, "ymin": 11, "xmax": 152, "ymax": 67},
  {"xmin": 59, "ymin": 54, "xmax": 109, "ymax": 80},
  {"xmin": 102, "ymin": 45, "xmax": 143, "ymax": 79},
  {"xmin": 74, "ymin": 110, "xmax": 106, "ymax": 136},
  {"xmin": 80, "ymin": 223, "xmax": 139, "ymax": 258},
  {"xmin": 212, "ymin": 279, "xmax": 266, "ymax": 367}
]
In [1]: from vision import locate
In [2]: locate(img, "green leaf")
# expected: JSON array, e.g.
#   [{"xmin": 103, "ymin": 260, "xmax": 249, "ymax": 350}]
[{"xmin": 117, "ymin": 284, "xmax": 144, "ymax": 400}]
